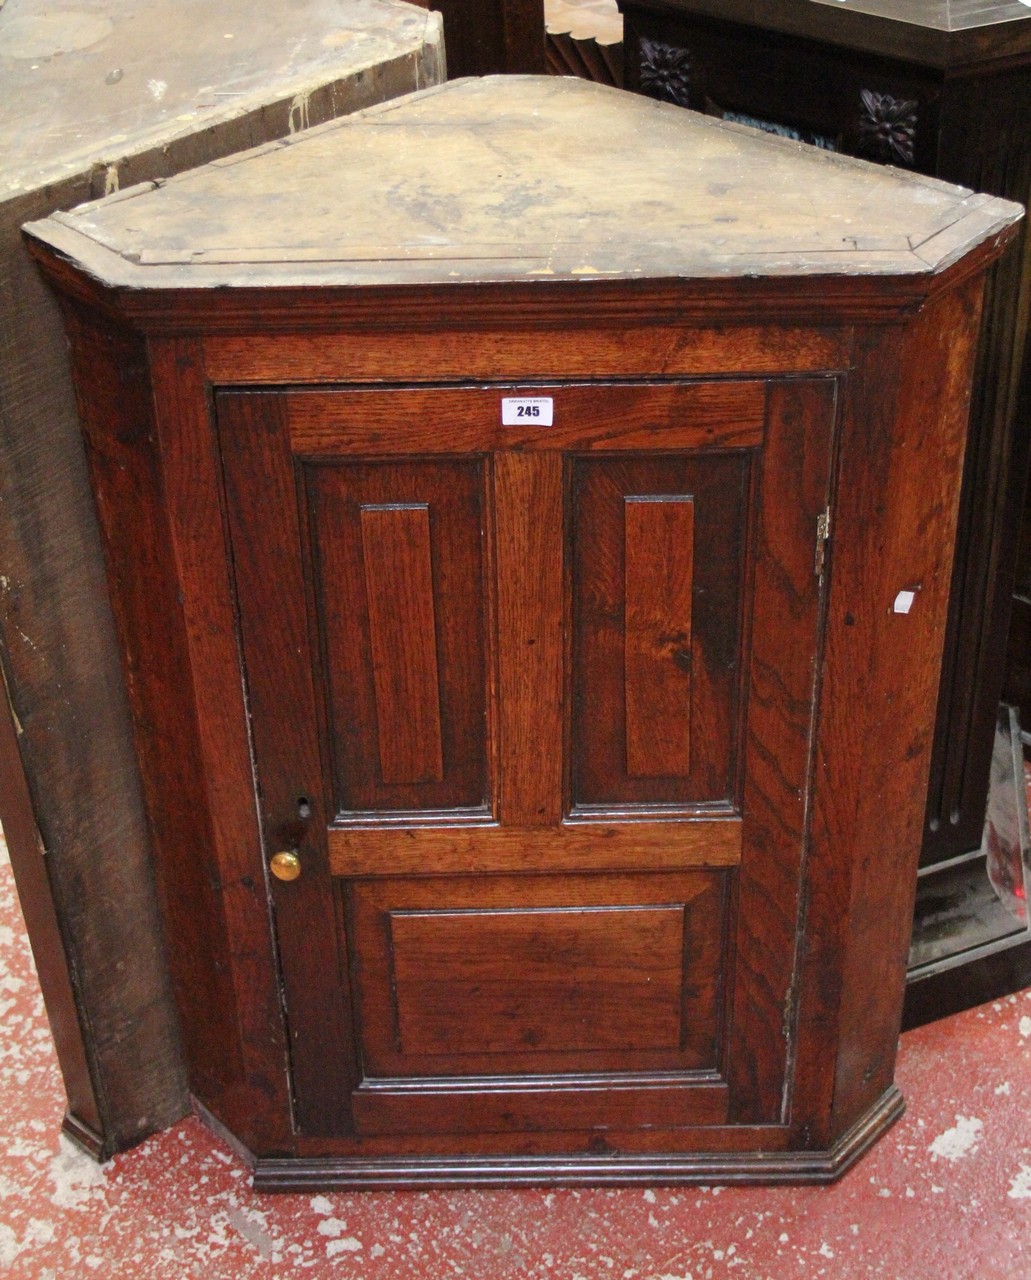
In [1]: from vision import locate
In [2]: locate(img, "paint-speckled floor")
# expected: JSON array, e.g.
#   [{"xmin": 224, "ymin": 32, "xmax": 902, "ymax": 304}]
[{"xmin": 2, "ymin": 829, "xmax": 1030, "ymax": 1279}]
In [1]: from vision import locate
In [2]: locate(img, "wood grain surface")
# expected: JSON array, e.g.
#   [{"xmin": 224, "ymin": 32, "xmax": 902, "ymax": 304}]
[
  {"xmin": 25, "ymin": 77, "xmax": 1021, "ymax": 293},
  {"xmin": 24, "ymin": 71, "xmax": 1017, "ymax": 1182}
]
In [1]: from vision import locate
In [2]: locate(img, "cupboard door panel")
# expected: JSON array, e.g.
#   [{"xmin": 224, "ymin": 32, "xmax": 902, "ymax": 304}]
[
  {"xmin": 624, "ymin": 494, "xmax": 696, "ymax": 778},
  {"xmin": 390, "ymin": 906, "xmax": 685, "ymax": 1055},
  {"xmin": 307, "ymin": 460, "xmax": 491, "ymax": 818},
  {"xmin": 214, "ymin": 375, "xmax": 835, "ymax": 1146},
  {"xmin": 358, "ymin": 503, "xmax": 444, "ymax": 786},
  {"xmin": 287, "ymin": 381, "xmax": 767, "ymax": 455},
  {"xmin": 571, "ymin": 454, "xmax": 750, "ymax": 812},
  {"xmin": 327, "ymin": 815, "xmax": 743, "ymax": 877},
  {"xmin": 347, "ymin": 870, "xmax": 728, "ymax": 1083}
]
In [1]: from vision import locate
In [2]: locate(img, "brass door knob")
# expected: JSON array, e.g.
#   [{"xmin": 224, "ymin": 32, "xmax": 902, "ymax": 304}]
[{"xmin": 269, "ymin": 850, "xmax": 301, "ymax": 882}]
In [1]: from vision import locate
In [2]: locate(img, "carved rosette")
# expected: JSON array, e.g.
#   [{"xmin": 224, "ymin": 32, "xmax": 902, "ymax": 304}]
[
  {"xmin": 857, "ymin": 89, "xmax": 918, "ymax": 165},
  {"xmin": 639, "ymin": 38, "xmax": 691, "ymax": 108}
]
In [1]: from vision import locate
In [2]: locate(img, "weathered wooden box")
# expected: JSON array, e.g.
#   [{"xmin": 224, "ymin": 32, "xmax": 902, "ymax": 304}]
[{"xmin": 0, "ymin": 0, "xmax": 443, "ymax": 1158}]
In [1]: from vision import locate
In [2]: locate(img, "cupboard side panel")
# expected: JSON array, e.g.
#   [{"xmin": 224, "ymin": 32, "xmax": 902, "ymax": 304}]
[
  {"xmin": 57, "ymin": 319, "xmax": 264, "ymax": 1137},
  {"xmin": 144, "ymin": 348, "xmax": 295, "ymax": 1149},
  {"xmin": 797, "ymin": 280, "xmax": 986, "ymax": 1145}
]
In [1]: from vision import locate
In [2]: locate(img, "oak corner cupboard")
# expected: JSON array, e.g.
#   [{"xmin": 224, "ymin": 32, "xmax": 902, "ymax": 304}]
[{"xmin": 24, "ymin": 75, "xmax": 1021, "ymax": 1189}]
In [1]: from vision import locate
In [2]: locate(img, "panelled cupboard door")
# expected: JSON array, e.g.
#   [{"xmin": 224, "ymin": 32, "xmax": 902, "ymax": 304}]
[{"xmin": 214, "ymin": 377, "xmax": 836, "ymax": 1144}]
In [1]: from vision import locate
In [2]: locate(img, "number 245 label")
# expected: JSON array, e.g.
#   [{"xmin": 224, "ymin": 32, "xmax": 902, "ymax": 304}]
[{"xmin": 501, "ymin": 397, "xmax": 554, "ymax": 426}]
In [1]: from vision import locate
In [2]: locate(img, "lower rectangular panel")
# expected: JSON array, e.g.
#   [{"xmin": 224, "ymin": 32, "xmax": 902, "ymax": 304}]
[
  {"xmin": 352, "ymin": 1080, "xmax": 730, "ymax": 1136},
  {"xmin": 347, "ymin": 870, "xmax": 729, "ymax": 1082},
  {"xmin": 390, "ymin": 905, "xmax": 685, "ymax": 1056}
]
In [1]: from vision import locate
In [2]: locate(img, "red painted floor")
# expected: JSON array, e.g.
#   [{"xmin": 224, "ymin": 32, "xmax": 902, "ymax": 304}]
[{"xmin": 2, "ymin": 828, "xmax": 1030, "ymax": 1279}]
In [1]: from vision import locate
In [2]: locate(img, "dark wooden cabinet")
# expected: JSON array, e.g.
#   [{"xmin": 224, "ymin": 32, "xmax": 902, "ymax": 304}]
[
  {"xmin": 615, "ymin": 0, "xmax": 1031, "ymax": 897},
  {"xmin": 26, "ymin": 77, "xmax": 1020, "ymax": 1186},
  {"xmin": 413, "ymin": 0, "xmax": 546, "ymax": 75}
]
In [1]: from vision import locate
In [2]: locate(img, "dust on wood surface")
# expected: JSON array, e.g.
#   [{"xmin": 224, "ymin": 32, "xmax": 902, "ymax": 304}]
[
  {"xmin": 2, "ymin": 0, "xmax": 443, "ymax": 193},
  {"xmin": 28, "ymin": 76, "xmax": 1022, "ymax": 292}
]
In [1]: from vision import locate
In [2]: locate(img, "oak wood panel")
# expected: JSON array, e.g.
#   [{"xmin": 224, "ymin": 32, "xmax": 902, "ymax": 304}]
[
  {"xmin": 59, "ymin": 318, "xmax": 229, "ymax": 1128},
  {"xmin": 795, "ymin": 283, "xmax": 987, "ymax": 1147},
  {"xmin": 67, "ymin": 336, "xmax": 286, "ymax": 1149},
  {"xmin": 359, "ymin": 504, "xmax": 444, "ymax": 786},
  {"xmin": 347, "ymin": 870, "xmax": 727, "ymax": 1083},
  {"xmin": 571, "ymin": 454, "xmax": 749, "ymax": 810},
  {"xmin": 308, "ymin": 459, "xmax": 491, "ymax": 817},
  {"xmin": 624, "ymin": 495, "xmax": 696, "ymax": 778},
  {"xmin": 494, "ymin": 452, "xmax": 566, "ymax": 827},
  {"xmin": 214, "ymin": 390, "xmax": 359, "ymax": 1136},
  {"xmin": 203, "ymin": 326, "xmax": 851, "ymax": 386},
  {"xmin": 725, "ymin": 376, "xmax": 837, "ymax": 1125},
  {"xmin": 287, "ymin": 1117, "xmax": 792, "ymax": 1158},
  {"xmin": 351, "ymin": 1080, "xmax": 729, "ymax": 1136},
  {"xmin": 288, "ymin": 381, "xmax": 766, "ymax": 454},
  {"xmin": 426, "ymin": 0, "xmax": 546, "ymax": 77},
  {"xmin": 0, "ymin": 646, "xmax": 104, "ymax": 1145},
  {"xmin": 328, "ymin": 816, "xmax": 742, "ymax": 877},
  {"xmin": 390, "ymin": 905, "xmax": 685, "ymax": 1055}
]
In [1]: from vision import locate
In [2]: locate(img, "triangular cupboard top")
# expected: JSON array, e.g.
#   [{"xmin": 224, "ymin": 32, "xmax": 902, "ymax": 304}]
[{"xmin": 25, "ymin": 76, "xmax": 1021, "ymax": 291}]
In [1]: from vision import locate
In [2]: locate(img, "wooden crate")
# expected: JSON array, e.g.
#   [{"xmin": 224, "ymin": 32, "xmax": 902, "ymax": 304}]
[{"xmin": 0, "ymin": 0, "xmax": 443, "ymax": 1159}]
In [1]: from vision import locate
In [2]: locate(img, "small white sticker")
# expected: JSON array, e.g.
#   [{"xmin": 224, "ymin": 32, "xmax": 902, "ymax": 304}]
[
  {"xmin": 502, "ymin": 396, "xmax": 553, "ymax": 426},
  {"xmin": 893, "ymin": 589, "xmax": 917, "ymax": 615}
]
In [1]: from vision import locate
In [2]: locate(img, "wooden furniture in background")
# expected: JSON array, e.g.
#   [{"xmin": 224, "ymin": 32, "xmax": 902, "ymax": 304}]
[
  {"xmin": 0, "ymin": 0, "xmax": 444, "ymax": 1160},
  {"xmin": 616, "ymin": 0, "xmax": 1031, "ymax": 1013},
  {"xmin": 546, "ymin": 0, "xmax": 624, "ymax": 84},
  {"xmin": 27, "ymin": 76, "xmax": 1019, "ymax": 1186},
  {"xmin": 415, "ymin": 0, "xmax": 547, "ymax": 75}
]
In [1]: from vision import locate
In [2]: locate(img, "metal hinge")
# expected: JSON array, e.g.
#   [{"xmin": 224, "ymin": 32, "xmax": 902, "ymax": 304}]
[{"xmin": 815, "ymin": 509, "xmax": 831, "ymax": 578}]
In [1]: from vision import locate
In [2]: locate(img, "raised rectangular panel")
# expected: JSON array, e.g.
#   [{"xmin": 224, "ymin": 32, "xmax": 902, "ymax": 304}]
[
  {"xmin": 571, "ymin": 455, "xmax": 750, "ymax": 811},
  {"xmin": 624, "ymin": 495, "xmax": 696, "ymax": 778},
  {"xmin": 359, "ymin": 503, "xmax": 444, "ymax": 786},
  {"xmin": 348, "ymin": 870, "xmax": 728, "ymax": 1081},
  {"xmin": 307, "ymin": 459, "xmax": 490, "ymax": 817},
  {"xmin": 390, "ymin": 904, "xmax": 686, "ymax": 1055}
]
